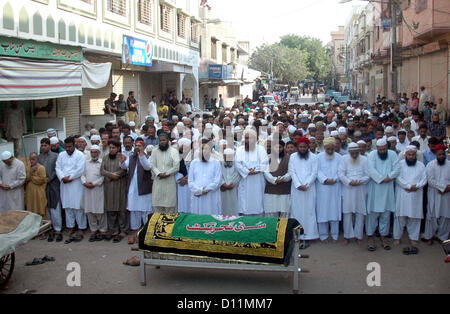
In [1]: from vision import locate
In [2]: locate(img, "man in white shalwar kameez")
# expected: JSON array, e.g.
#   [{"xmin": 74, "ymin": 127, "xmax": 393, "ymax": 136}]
[
  {"xmin": 188, "ymin": 140, "xmax": 222, "ymax": 215},
  {"xmin": 338, "ymin": 143, "xmax": 370, "ymax": 245},
  {"xmin": 366, "ymin": 138, "xmax": 400, "ymax": 251},
  {"xmin": 81, "ymin": 146, "xmax": 106, "ymax": 241},
  {"xmin": 235, "ymin": 129, "xmax": 269, "ymax": 216},
  {"xmin": 220, "ymin": 148, "xmax": 241, "ymax": 216},
  {"xmin": 147, "ymin": 96, "xmax": 159, "ymax": 124},
  {"xmin": 424, "ymin": 144, "xmax": 450, "ymax": 244},
  {"xmin": 288, "ymin": 138, "xmax": 319, "ymax": 242},
  {"xmin": 394, "ymin": 146, "xmax": 427, "ymax": 245},
  {"xmin": 0, "ymin": 151, "xmax": 26, "ymax": 213},
  {"xmin": 176, "ymin": 137, "xmax": 193, "ymax": 213},
  {"xmin": 316, "ymin": 137, "xmax": 342, "ymax": 242},
  {"xmin": 120, "ymin": 140, "xmax": 153, "ymax": 244},
  {"xmin": 55, "ymin": 137, "xmax": 87, "ymax": 240}
]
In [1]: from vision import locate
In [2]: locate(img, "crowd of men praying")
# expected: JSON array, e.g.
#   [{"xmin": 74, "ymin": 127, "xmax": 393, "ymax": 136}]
[{"xmin": 0, "ymin": 96, "xmax": 449, "ymax": 253}]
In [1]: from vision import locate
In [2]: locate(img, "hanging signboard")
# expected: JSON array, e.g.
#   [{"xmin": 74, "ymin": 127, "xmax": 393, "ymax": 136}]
[
  {"xmin": 0, "ymin": 36, "xmax": 83, "ymax": 62},
  {"xmin": 122, "ymin": 35, "xmax": 152, "ymax": 66}
]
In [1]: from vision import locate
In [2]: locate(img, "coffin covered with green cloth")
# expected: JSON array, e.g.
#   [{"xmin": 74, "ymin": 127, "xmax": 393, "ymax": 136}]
[{"xmin": 138, "ymin": 213, "xmax": 303, "ymax": 265}]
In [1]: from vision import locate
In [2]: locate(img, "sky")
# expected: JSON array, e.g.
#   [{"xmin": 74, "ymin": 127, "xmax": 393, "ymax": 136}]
[{"xmin": 207, "ymin": 0, "xmax": 369, "ymax": 50}]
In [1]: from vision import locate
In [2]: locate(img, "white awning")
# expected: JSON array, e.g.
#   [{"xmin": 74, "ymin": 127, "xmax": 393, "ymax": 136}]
[{"xmin": 0, "ymin": 57, "xmax": 111, "ymax": 101}]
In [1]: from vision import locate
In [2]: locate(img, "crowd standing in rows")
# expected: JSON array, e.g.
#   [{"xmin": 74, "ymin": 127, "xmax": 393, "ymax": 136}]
[{"xmin": 0, "ymin": 92, "xmax": 449, "ymax": 253}]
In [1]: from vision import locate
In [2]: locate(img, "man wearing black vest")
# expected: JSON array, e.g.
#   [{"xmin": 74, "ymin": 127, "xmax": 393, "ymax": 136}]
[{"xmin": 119, "ymin": 138, "xmax": 153, "ymax": 244}]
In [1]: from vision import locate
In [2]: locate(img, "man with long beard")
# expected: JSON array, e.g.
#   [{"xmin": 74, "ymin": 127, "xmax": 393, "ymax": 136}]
[
  {"xmin": 263, "ymin": 139, "xmax": 292, "ymax": 218},
  {"xmin": 288, "ymin": 137, "xmax": 319, "ymax": 245},
  {"xmin": 338, "ymin": 143, "xmax": 370, "ymax": 245},
  {"xmin": 424, "ymin": 144, "xmax": 450, "ymax": 245},
  {"xmin": 316, "ymin": 137, "xmax": 342, "ymax": 243},
  {"xmin": 151, "ymin": 132, "xmax": 180, "ymax": 214},
  {"xmin": 188, "ymin": 139, "xmax": 222, "ymax": 215},
  {"xmin": 235, "ymin": 129, "xmax": 269, "ymax": 216},
  {"xmin": 220, "ymin": 148, "xmax": 241, "ymax": 216},
  {"xmin": 366, "ymin": 139, "xmax": 400, "ymax": 252},
  {"xmin": 176, "ymin": 137, "xmax": 193, "ymax": 213},
  {"xmin": 119, "ymin": 139, "xmax": 153, "ymax": 245},
  {"xmin": 394, "ymin": 146, "xmax": 427, "ymax": 248},
  {"xmin": 101, "ymin": 140, "xmax": 128, "ymax": 243}
]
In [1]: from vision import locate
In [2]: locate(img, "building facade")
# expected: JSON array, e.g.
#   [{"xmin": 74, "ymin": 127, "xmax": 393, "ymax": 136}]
[{"xmin": 0, "ymin": 0, "xmax": 202, "ymax": 138}]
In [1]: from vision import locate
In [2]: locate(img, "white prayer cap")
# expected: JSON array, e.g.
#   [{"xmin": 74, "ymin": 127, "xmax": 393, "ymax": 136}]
[
  {"xmin": 172, "ymin": 115, "xmax": 179, "ymax": 120},
  {"xmin": 129, "ymin": 121, "xmax": 136, "ymax": 127},
  {"xmin": 181, "ymin": 116, "xmax": 188, "ymax": 121},
  {"xmin": 273, "ymin": 107, "xmax": 279, "ymax": 112},
  {"xmin": 405, "ymin": 145, "xmax": 417, "ymax": 152},
  {"xmin": 146, "ymin": 145, "xmax": 155, "ymax": 153},
  {"xmin": 176, "ymin": 122, "xmax": 185, "ymax": 127},
  {"xmin": 357, "ymin": 140, "xmax": 367, "ymax": 145},
  {"xmin": 50, "ymin": 137, "xmax": 59, "ymax": 145},
  {"xmin": 309, "ymin": 136, "xmax": 316, "ymax": 141},
  {"xmin": 308, "ymin": 123, "xmax": 316, "ymax": 129},
  {"xmin": 348, "ymin": 142, "xmax": 359, "ymax": 151},
  {"xmin": 329, "ymin": 121, "xmax": 337, "ymax": 128},
  {"xmin": 331, "ymin": 131, "xmax": 339, "ymax": 137},
  {"xmin": 224, "ymin": 148, "xmax": 235, "ymax": 155},
  {"xmin": 338, "ymin": 127, "xmax": 347, "ymax": 135},
  {"xmin": 388, "ymin": 136, "xmax": 397, "ymax": 142},
  {"xmin": 1, "ymin": 151, "xmax": 12, "ymax": 161},
  {"xmin": 364, "ymin": 110, "xmax": 371, "ymax": 115},
  {"xmin": 385, "ymin": 126, "xmax": 394, "ymax": 133},
  {"xmin": 376, "ymin": 138, "xmax": 388, "ymax": 147},
  {"xmin": 225, "ymin": 110, "xmax": 230, "ymax": 114},
  {"xmin": 243, "ymin": 112, "xmax": 248, "ymax": 116},
  {"xmin": 288, "ymin": 125, "xmax": 297, "ymax": 134},
  {"xmin": 178, "ymin": 137, "xmax": 192, "ymax": 147},
  {"xmin": 90, "ymin": 145, "xmax": 100, "ymax": 151},
  {"xmin": 276, "ymin": 121, "xmax": 284, "ymax": 126},
  {"xmin": 78, "ymin": 137, "xmax": 87, "ymax": 143},
  {"xmin": 234, "ymin": 126, "xmax": 243, "ymax": 133},
  {"xmin": 91, "ymin": 135, "xmax": 101, "ymax": 142},
  {"xmin": 47, "ymin": 128, "xmax": 57, "ymax": 136}
]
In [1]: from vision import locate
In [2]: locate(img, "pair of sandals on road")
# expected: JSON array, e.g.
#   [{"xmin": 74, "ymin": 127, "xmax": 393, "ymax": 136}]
[
  {"xmin": 89, "ymin": 233, "xmax": 105, "ymax": 242},
  {"xmin": 368, "ymin": 237, "xmax": 391, "ymax": 252},
  {"xmin": 65, "ymin": 233, "xmax": 84, "ymax": 244},
  {"xmin": 25, "ymin": 255, "xmax": 55, "ymax": 266},
  {"xmin": 47, "ymin": 232, "xmax": 63, "ymax": 242}
]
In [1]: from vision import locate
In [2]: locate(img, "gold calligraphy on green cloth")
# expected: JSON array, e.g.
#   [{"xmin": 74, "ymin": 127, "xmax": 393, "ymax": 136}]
[{"xmin": 0, "ymin": 36, "xmax": 83, "ymax": 62}]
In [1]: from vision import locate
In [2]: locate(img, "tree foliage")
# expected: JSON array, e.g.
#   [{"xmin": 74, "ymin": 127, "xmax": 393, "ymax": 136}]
[{"xmin": 250, "ymin": 34, "xmax": 331, "ymax": 84}]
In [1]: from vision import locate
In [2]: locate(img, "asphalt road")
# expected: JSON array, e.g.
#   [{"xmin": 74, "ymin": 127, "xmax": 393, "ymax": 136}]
[{"xmin": 2, "ymin": 231, "xmax": 449, "ymax": 294}]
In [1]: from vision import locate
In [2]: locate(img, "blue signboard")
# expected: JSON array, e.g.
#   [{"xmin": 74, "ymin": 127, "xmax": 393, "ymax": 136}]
[
  {"xmin": 122, "ymin": 35, "xmax": 152, "ymax": 66},
  {"xmin": 209, "ymin": 64, "xmax": 223, "ymax": 79}
]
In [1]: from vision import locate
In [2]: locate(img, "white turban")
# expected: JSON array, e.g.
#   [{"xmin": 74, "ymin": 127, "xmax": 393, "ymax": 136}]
[
  {"xmin": 1, "ymin": 151, "xmax": 12, "ymax": 161},
  {"xmin": 288, "ymin": 125, "xmax": 297, "ymax": 134},
  {"xmin": 329, "ymin": 121, "xmax": 337, "ymax": 128},
  {"xmin": 348, "ymin": 142, "xmax": 359, "ymax": 151},
  {"xmin": 90, "ymin": 135, "xmax": 101, "ymax": 142},
  {"xmin": 50, "ymin": 137, "xmax": 59, "ymax": 145},
  {"xmin": 376, "ymin": 138, "xmax": 388, "ymax": 147},
  {"xmin": 331, "ymin": 131, "xmax": 339, "ymax": 137},
  {"xmin": 385, "ymin": 126, "xmax": 394, "ymax": 133},
  {"xmin": 90, "ymin": 145, "xmax": 100, "ymax": 151},
  {"xmin": 178, "ymin": 137, "xmax": 192, "ymax": 147},
  {"xmin": 224, "ymin": 148, "xmax": 235, "ymax": 155},
  {"xmin": 129, "ymin": 121, "xmax": 136, "ymax": 127},
  {"xmin": 177, "ymin": 122, "xmax": 185, "ymax": 127},
  {"xmin": 405, "ymin": 145, "xmax": 417, "ymax": 152},
  {"xmin": 308, "ymin": 123, "xmax": 316, "ymax": 129},
  {"xmin": 388, "ymin": 136, "xmax": 397, "ymax": 142},
  {"xmin": 357, "ymin": 140, "xmax": 367, "ymax": 145},
  {"xmin": 338, "ymin": 127, "xmax": 347, "ymax": 135}
]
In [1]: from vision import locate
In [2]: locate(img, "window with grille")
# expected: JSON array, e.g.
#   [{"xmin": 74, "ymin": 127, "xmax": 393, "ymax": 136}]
[
  {"xmin": 211, "ymin": 39, "xmax": 217, "ymax": 60},
  {"xmin": 191, "ymin": 21, "xmax": 199, "ymax": 43},
  {"xmin": 222, "ymin": 45, "xmax": 227, "ymax": 63},
  {"xmin": 177, "ymin": 13, "xmax": 186, "ymax": 39},
  {"xmin": 107, "ymin": 0, "xmax": 126, "ymax": 16},
  {"xmin": 138, "ymin": 0, "xmax": 152, "ymax": 26},
  {"xmin": 160, "ymin": 4, "xmax": 172, "ymax": 33}
]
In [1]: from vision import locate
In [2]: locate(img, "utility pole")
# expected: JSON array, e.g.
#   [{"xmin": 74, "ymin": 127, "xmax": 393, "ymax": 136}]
[{"xmin": 390, "ymin": 0, "xmax": 398, "ymax": 102}]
